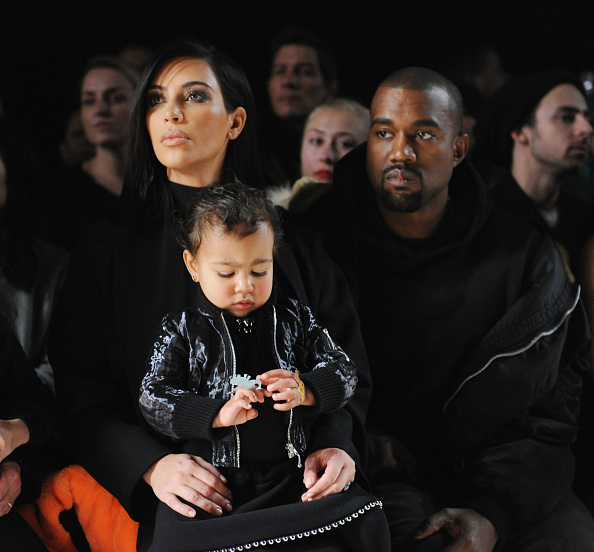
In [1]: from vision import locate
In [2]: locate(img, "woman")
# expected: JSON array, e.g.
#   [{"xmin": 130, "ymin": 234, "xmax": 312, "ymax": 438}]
[
  {"xmin": 267, "ymin": 98, "xmax": 369, "ymax": 214},
  {"xmin": 50, "ymin": 38, "xmax": 386, "ymax": 551},
  {"xmin": 38, "ymin": 56, "xmax": 140, "ymax": 251}
]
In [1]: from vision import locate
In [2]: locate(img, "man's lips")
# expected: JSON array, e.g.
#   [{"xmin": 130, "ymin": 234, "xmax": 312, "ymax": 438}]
[{"xmin": 383, "ymin": 167, "xmax": 419, "ymax": 185}]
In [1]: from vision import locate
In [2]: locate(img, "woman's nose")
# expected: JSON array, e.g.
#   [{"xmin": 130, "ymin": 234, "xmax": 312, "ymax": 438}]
[{"xmin": 165, "ymin": 103, "xmax": 183, "ymax": 122}]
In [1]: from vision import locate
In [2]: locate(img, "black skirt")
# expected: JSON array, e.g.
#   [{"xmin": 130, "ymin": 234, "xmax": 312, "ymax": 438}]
[{"xmin": 137, "ymin": 459, "xmax": 389, "ymax": 552}]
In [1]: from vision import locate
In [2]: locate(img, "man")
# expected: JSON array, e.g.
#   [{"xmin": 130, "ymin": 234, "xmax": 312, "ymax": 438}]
[
  {"xmin": 260, "ymin": 27, "xmax": 338, "ymax": 185},
  {"xmin": 301, "ymin": 67, "xmax": 594, "ymax": 550},
  {"xmin": 476, "ymin": 70, "xmax": 594, "ymax": 269}
]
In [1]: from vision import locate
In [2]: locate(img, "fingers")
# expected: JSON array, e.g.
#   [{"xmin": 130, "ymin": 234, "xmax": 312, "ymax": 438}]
[
  {"xmin": 148, "ymin": 454, "xmax": 233, "ymax": 518},
  {"xmin": 258, "ymin": 370, "xmax": 304, "ymax": 410},
  {"xmin": 414, "ymin": 515, "xmax": 443, "ymax": 539},
  {"xmin": 301, "ymin": 449, "xmax": 355, "ymax": 502}
]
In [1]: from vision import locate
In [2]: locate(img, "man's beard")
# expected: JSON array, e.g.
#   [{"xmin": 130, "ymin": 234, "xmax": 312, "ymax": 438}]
[
  {"xmin": 377, "ymin": 185, "xmax": 424, "ymax": 212},
  {"xmin": 376, "ymin": 165, "xmax": 424, "ymax": 213}
]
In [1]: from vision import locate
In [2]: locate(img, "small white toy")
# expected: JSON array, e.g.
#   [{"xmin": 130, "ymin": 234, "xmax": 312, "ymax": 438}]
[{"xmin": 229, "ymin": 374, "xmax": 262, "ymax": 394}]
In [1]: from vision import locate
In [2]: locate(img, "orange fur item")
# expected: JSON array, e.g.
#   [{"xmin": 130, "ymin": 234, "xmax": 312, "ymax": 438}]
[{"xmin": 17, "ymin": 465, "xmax": 138, "ymax": 552}]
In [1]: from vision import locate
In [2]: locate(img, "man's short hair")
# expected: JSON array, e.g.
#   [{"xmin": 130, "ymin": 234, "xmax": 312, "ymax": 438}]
[
  {"xmin": 379, "ymin": 67, "xmax": 465, "ymax": 133},
  {"xmin": 476, "ymin": 70, "xmax": 586, "ymax": 167}
]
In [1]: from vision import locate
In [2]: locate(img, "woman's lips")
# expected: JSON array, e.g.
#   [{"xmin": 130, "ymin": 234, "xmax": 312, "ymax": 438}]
[{"xmin": 161, "ymin": 130, "xmax": 190, "ymax": 146}]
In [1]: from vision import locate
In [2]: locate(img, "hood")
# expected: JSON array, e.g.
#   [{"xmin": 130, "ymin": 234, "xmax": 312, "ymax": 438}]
[{"xmin": 329, "ymin": 142, "xmax": 493, "ymax": 265}]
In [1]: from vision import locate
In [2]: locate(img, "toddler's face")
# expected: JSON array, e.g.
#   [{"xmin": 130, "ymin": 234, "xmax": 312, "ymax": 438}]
[{"xmin": 184, "ymin": 223, "xmax": 274, "ymax": 317}]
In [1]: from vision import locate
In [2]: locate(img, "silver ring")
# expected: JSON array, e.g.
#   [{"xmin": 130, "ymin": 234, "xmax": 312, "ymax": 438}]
[
  {"xmin": 343, "ymin": 481, "xmax": 351, "ymax": 492},
  {"xmin": 7, "ymin": 502, "xmax": 12, "ymax": 509}
]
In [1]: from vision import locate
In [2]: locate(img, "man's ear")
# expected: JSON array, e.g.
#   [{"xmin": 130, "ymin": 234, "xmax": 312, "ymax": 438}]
[
  {"xmin": 453, "ymin": 134, "xmax": 469, "ymax": 167},
  {"xmin": 511, "ymin": 126, "xmax": 530, "ymax": 146},
  {"xmin": 183, "ymin": 249, "xmax": 199, "ymax": 282},
  {"xmin": 228, "ymin": 107, "xmax": 247, "ymax": 140}
]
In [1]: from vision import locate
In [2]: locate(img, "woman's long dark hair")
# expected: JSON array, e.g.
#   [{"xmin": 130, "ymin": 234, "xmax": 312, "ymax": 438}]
[{"xmin": 121, "ymin": 38, "xmax": 266, "ymax": 223}]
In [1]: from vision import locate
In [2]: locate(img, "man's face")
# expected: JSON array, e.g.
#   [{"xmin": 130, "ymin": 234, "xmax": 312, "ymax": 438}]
[
  {"xmin": 366, "ymin": 86, "xmax": 467, "ymax": 215},
  {"xmin": 267, "ymin": 44, "xmax": 332, "ymax": 118},
  {"xmin": 524, "ymin": 84, "xmax": 593, "ymax": 173}
]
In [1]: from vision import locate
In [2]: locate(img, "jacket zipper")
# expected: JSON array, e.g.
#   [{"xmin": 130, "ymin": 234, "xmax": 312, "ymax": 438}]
[
  {"xmin": 272, "ymin": 306, "xmax": 302, "ymax": 467},
  {"xmin": 443, "ymin": 286, "xmax": 581, "ymax": 413},
  {"xmin": 221, "ymin": 314, "xmax": 241, "ymax": 468}
]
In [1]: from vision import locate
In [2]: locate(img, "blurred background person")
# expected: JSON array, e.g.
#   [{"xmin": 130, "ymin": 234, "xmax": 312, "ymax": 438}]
[
  {"xmin": 268, "ymin": 98, "xmax": 369, "ymax": 213},
  {"xmin": 37, "ymin": 55, "xmax": 140, "ymax": 252},
  {"xmin": 259, "ymin": 27, "xmax": 339, "ymax": 186},
  {"xmin": 0, "ymin": 115, "xmax": 68, "ymax": 393}
]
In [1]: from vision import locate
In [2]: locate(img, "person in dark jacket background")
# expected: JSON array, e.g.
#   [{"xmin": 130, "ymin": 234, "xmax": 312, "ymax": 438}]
[{"xmin": 300, "ymin": 67, "xmax": 594, "ymax": 550}]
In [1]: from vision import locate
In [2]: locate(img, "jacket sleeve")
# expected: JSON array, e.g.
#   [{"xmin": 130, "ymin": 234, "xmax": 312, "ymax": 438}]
[
  {"xmin": 139, "ymin": 313, "xmax": 227, "ymax": 441},
  {"xmin": 289, "ymin": 300, "xmax": 358, "ymax": 413},
  {"xmin": 49, "ymin": 221, "xmax": 172, "ymax": 520},
  {"xmin": 444, "ymin": 236, "xmax": 588, "ymax": 541},
  {"xmin": 277, "ymin": 216, "xmax": 372, "ymax": 468}
]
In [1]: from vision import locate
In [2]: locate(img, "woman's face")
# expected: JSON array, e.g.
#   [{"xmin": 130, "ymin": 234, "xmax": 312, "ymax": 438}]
[
  {"xmin": 300, "ymin": 108, "xmax": 367, "ymax": 183},
  {"xmin": 81, "ymin": 68, "xmax": 135, "ymax": 149},
  {"xmin": 146, "ymin": 57, "xmax": 245, "ymax": 187}
]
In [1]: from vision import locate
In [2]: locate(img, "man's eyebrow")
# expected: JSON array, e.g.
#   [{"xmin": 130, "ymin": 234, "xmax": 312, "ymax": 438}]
[
  {"xmin": 371, "ymin": 117, "xmax": 441, "ymax": 129},
  {"xmin": 556, "ymin": 105, "xmax": 589, "ymax": 115},
  {"xmin": 371, "ymin": 117, "xmax": 392, "ymax": 126}
]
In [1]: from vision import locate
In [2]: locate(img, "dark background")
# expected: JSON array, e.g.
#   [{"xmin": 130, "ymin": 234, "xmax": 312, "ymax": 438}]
[{"xmin": 2, "ymin": 0, "xmax": 593, "ymax": 167}]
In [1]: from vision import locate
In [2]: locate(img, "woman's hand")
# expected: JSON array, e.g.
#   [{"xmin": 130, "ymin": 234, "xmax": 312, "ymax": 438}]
[
  {"xmin": 301, "ymin": 448, "xmax": 355, "ymax": 502},
  {"xmin": 0, "ymin": 419, "xmax": 30, "ymax": 462},
  {"xmin": 258, "ymin": 369, "xmax": 315, "ymax": 410},
  {"xmin": 213, "ymin": 387, "xmax": 265, "ymax": 428},
  {"xmin": 0, "ymin": 462, "xmax": 21, "ymax": 517},
  {"xmin": 143, "ymin": 454, "xmax": 234, "ymax": 517}
]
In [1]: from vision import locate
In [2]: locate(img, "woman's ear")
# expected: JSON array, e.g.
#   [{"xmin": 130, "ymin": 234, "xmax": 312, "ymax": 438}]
[
  {"xmin": 183, "ymin": 249, "xmax": 199, "ymax": 282},
  {"xmin": 228, "ymin": 107, "xmax": 247, "ymax": 140}
]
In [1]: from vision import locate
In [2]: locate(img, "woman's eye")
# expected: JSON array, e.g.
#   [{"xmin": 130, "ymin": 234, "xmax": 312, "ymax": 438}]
[
  {"xmin": 217, "ymin": 272, "xmax": 234, "ymax": 278},
  {"xmin": 187, "ymin": 90, "xmax": 208, "ymax": 102},
  {"xmin": 338, "ymin": 140, "xmax": 356, "ymax": 150},
  {"xmin": 252, "ymin": 271, "xmax": 268, "ymax": 277},
  {"xmin": 147, "ymin": 94, "xmax": 163, "ymax": 107},
  {"xmin": 308, "ymin": 138, "xmax": 324, "ymax": 146}
]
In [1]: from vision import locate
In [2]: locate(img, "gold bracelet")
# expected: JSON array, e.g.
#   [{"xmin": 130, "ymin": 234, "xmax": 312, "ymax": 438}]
[{"xmin": 295, "ymin": 370, "xmax": 305, "ymax": 401}]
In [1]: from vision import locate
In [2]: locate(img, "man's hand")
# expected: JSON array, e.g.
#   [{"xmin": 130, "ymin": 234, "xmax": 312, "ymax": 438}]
[
  {"xmin": 143, "ymin": 454, "xmax": 234, "ymax": 517},
  {"xmin": 414, "ymin": 507, "xmax": 498, "ymax": 552},
  {"xmin": 0, "ymin": 462, "xmax": 21, "ymax": 517},
  {"xmin": 301, "ymin": 448, "xmax": 355, "ymax": 502}
]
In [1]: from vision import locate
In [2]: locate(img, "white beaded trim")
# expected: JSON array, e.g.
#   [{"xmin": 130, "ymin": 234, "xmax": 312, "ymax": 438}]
[{"xmin": 206, "ymin": 500, "xmax": 383, "ymax": 552}]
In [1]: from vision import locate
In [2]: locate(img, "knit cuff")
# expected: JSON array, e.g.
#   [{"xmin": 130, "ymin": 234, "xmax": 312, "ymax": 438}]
[{"xmin": 172, "ymin": 393, "xmax": 227, "ymax": 440}]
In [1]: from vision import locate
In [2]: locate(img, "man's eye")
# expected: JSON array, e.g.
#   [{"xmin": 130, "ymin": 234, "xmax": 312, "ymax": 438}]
[
  {"xmin": 376, "ymin": 130, "xmax": 390, "ymax": 138},
  {"xmin": 417, "ymin": 131, "xmax": 434, "ymax": 140}
]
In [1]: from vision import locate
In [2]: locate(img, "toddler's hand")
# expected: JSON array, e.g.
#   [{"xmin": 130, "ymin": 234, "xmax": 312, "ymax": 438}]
[
  {"xmin": 258, "ymin": 369, "xmax": 315, "ymax": 410},
  {"xmin": 213, "ymin": 387, "xmax": 265, "ymax": 428}
]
